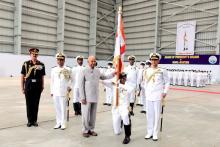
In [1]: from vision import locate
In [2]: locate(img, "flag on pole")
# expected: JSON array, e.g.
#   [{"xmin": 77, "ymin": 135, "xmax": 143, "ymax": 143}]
[
  {"xmin": 113, "ymin": 6, "xmax": 126, "ymax": 106},
  {"xmin": 113, "ymin": 6, "xmax": 126, "ymax": 74}
]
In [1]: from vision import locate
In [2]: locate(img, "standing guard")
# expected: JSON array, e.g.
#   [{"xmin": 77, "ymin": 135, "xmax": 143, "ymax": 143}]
[
  {"xmin": 21, "ymin": 48, "xmax": 45, "ymax": 127},
  {"xmin": 72, "ymin": 56, "xmax": 84, "ymax": 115},
  {"xmin": 143, "ymin": 53, "xmax": 170, "ymax": 141},
  {"xmin": 124, "ymin": 55, "xmax": 138, "ymax": 116},
  {"xmin": 51, "ymin": 52, "xmax": 72, "ymax": 130}
]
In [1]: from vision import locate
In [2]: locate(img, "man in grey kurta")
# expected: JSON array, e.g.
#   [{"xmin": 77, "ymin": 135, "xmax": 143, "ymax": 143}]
[{"xmin": 79, "ymin": 56, "xmax": 115, "ymax": 137}]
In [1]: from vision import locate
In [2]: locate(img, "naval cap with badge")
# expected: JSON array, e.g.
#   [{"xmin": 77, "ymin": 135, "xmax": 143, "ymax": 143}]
[
  {"xmin": 140, "ymin": 61, "xmax": 145, "ymax": 66},
  {"xmin": 127, "ymin": 55, "xmax": 136, "ymax": 61},
  {"xmin": 76, "ymin": 55, "xmax": 84, "ymax": 60},
  {"xmin": 107, "ymin": 61, "xmax": 113, "ymax": 66},
  {"xmin": 149, "ymin": 53, "xmax": 161, "ymax": 60},
  {"xmin": 29, "ymin": 48, "xmax": 39, "ymax": 55},
  {"xmin": 146, "ymin": 60, "xmax": 151, "ymax": 65},
  {"xmin": 56, "ymin": 52, "xmax": 65, "ymax": 60}
]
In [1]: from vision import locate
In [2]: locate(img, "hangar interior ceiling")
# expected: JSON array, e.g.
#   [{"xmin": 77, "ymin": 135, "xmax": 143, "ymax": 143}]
[{"xmin": 0, "ymin": 0, "xmax": 219, "ymax": 61}]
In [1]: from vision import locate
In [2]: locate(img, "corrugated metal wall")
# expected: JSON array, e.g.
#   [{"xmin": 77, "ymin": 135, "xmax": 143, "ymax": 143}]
[
  {"xmin": 159, "ymin": 0, "xmax": 219, "ymax": 55},
  {"xmin": 123, "ymin": 0, "xmax": 156, "ymax": 61},
  {"xmin": 96, "ymin": 0, "xmax": 115, "ymax": 60},
  {"xmin": 64, "ymin": 0, "xmax": 90, "ymax": 58},
  {"xmin": 21, "ymin": 0, "xmax": 58, "ymax": 55},
  {"xmin": 0, "ymin": 0, "xmax": 219, "ymax": 59},
  {"xmin": 0, "ymin": 0, "xmax": 14, "ymax": 53}
]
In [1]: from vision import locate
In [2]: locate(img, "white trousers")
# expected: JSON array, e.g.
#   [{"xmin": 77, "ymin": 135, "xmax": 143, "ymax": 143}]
[
  {"xmin": 178, "ymin": 78, "xmax": 182, "ymax": 85},
  {"xmin": 112, "ymin": 106, "xmax": 130, "ymax": 135},
  {"xmin": 53, "ymin": 96, "xmax": 67, "ymax": 126},
  {"xmin": 105, "ymin": 86, "xmax": 113, "ymax": 104},
  {"xmin": 146, "ymin": 100, "xmax": 161, "ymax": 137},
  {"xmin": 73, "ymin": 87, "xmax": 80, "ymax": 103},
  {"xmin": 196, "ymin": 78, "xmax": 201, "ymax": 87},
  {"xmin": 190, "ymin": 78, "xmax": 195, "ymax": 87},
  {"xmin": 172, "ymin": 76, "xmax": 177, "ymax": 85},
  {"xmin": 184, "ymin": 78, "xmax": 188, "ymax": 86},
  {"xmin": 141, "ymin": 89, "xmax": 146, "ymax": 111},
  {"xmin": 128, "ymin": 89, "xmax": 136, "ymax": 103}
]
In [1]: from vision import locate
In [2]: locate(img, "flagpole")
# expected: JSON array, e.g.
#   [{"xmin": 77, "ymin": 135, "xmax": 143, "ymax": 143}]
[{"xmin": 116, "ymin": 6, "xmax": 122, "ymax": 107}]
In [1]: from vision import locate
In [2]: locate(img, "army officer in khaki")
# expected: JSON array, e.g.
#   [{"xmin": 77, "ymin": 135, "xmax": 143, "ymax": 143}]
[{"xmin": 79, "ymin": 56, "xmax": 115, "ymax": 137}]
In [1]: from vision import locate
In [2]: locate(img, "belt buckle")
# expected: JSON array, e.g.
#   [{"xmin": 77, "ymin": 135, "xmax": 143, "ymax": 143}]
[{"xmin": 32, "ymin": 79, "xmax": 36, "ymax": 82}]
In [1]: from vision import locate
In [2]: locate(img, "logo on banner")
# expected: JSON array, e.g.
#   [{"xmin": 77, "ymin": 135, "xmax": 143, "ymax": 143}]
[
  {"xmin": 208, "ymin": 56, "xmax": 217, "ymax": 64},
  {"xmin": 176, "ymin": 21, "xmax": 196, "ymax": 55}
]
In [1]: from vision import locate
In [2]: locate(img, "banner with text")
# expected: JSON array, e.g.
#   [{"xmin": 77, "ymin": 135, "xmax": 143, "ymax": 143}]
[
  {"xmin": 160, "ymin": 55, "xmax": 220, "ymax": 65},
  {"xmin": 176, "ymin": 21, "xmax": 196, "ymax": 55}
]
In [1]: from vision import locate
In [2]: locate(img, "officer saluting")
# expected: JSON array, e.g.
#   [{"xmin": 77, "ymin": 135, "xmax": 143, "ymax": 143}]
[
  {"xmin": 51, "ymin": 52, "xmax": 72, "ymax": 130},
  {"xmin": 21, "ymin": 48, "xmax": 45, "ymax": 127}
]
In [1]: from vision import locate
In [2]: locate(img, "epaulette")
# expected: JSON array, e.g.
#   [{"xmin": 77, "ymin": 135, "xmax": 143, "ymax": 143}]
[{"xmin": 51, "ymin": 66, "xmax": 56, "ymax": 68}]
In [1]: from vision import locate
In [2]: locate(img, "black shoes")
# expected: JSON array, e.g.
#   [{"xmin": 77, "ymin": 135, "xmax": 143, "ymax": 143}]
[
  {"xmin": 103, "ymin": 103, "xmax": 111, "ymax": 106},
  {"xmin": 75, "ymin": 111, "xmax": 81, "ymax": 115},
  {"xmin": 123, "ymin": 136, "xmax": 130, "ymax": 144},
  {"xmin": 32, "ymin": 122, "xmax": 38, "ymax": 127},
  {"xmin": 140, "ymin": 110, "xmax": 146, "ymax": 114},
  {"xmin": 27, "ymin": 122, "xmax": 32, "ymax": 127},
  {"xmin": 129, "ymin": 111, "xmax": 134, "ymax": 116},
  {"xmin": 27, "ymin": 122, "xmax": 38, "ymax": 127}
]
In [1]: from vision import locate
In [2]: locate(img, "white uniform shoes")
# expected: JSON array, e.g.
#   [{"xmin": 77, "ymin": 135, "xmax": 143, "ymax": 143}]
[
  {"xmin": 54, "ymin": 124, "xmax": 61, "ymax": 129},
  {"xmin": 61, "ymin": 124, "xmax": 66, "ymax": 130},
  {"xmin": 144, "ymin": 134, "xmax": 153, "ymax": 139},
  {"xmin": 152, "ymin": 135, "xmax": 158, "ymax": 141},
  {"xmin": 145, "ymin": 134, "xmax": 158, "ymax": 141}
]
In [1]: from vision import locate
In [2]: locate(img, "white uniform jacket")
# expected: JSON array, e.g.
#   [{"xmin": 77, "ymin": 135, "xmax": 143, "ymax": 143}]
[
  {"xmin": 71, "ymin": 65, "xmax": 84, "ymax": 89},
  {"xmin": 50, "ymin": 66, "xmax": 72, "ymax": 96},
  {"xmin": 124, "ymin": 65, "xmax": 138, "ymax": 89},
  {"xmin": 143, "ymin": 67, "xmax": 170, "ymax": 101},
  {"xmin": 102, "ymin": 80, "xmax": 134, "ymax": 108}
]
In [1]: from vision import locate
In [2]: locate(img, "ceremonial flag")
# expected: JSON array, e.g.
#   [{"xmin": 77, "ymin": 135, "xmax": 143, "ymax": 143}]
[
  {"xmin": 113, "ymin": 6, "xmax": 126, "ymax": 74},
  {"xmin": 113, "ymin": 6, "xmax": 126, "ymax": 106}
]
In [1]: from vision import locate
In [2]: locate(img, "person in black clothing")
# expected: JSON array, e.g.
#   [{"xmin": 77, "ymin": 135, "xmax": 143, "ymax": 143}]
[{"xmin": 21, "ymin": 48, "xmax": 45, "ymax": 127}]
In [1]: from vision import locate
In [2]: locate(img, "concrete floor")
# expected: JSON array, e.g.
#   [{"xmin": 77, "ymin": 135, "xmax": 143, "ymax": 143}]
[{"xmin": 0, "ymin": 77, "xmax": 220, "ymax": 147}]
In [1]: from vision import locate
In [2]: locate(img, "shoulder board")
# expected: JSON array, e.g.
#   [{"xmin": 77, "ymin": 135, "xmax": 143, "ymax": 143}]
[{"xmin": 51, "ymin": 66, "xmax": 57, "ymax": 68}]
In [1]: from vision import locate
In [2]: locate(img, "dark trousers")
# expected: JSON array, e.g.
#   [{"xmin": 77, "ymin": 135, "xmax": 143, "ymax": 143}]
[
  {"xmin": 73, "ymin": 102, "xmax": 81, "ymax": 114},
  {"xmin": 124, "ymin": 116, "xmax": 131, "ymax": 137},
  {"xmin": 25, "ymin": 88, "xmax": 41, "ymax": 123}
]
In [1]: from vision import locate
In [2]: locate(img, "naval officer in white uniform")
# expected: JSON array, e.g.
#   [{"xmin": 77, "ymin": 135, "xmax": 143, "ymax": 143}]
[
  {"xmin": 50, "ymin": 52, "xmax": 72, "ymax": 130},
  {"xmin": 124, "ymin": 55, "xmax": 138, "ymax": 115},
  {"xmin": 72, "ymin": 55, "xmax": 84, "ymax": 115},
  {"xmin": 143, "ymin": 53, "xmax": 170, "ymax": 141}
]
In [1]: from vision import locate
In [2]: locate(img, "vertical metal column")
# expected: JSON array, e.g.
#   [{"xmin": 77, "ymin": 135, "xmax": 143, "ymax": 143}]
[
  {"xmin": 14, "ymin": 0, "xmax": 22, "ymax": 54},
  {"xmin": 57, "ymin": 0, "xmax": 65, "ymax": 53},
  {"xmin": 154, "ymin": 0, "xmax": 160, "ymax": 53},
  {"xmin": 216, "ymin": 0, "xmax": 220, "ymax": 55},
  {"xmin": 89, "ymin": 0, "xmax": 97, "ymax": 56}
]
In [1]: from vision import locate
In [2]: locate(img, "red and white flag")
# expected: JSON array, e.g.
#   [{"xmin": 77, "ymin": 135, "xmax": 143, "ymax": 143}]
[
  {"xmin": 113, "ymin": 6, "xmax": 126, "ymax": 74},
  {"xmin": 113, "ymin": 6, "xmax": 126, "ymax": 106}
]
